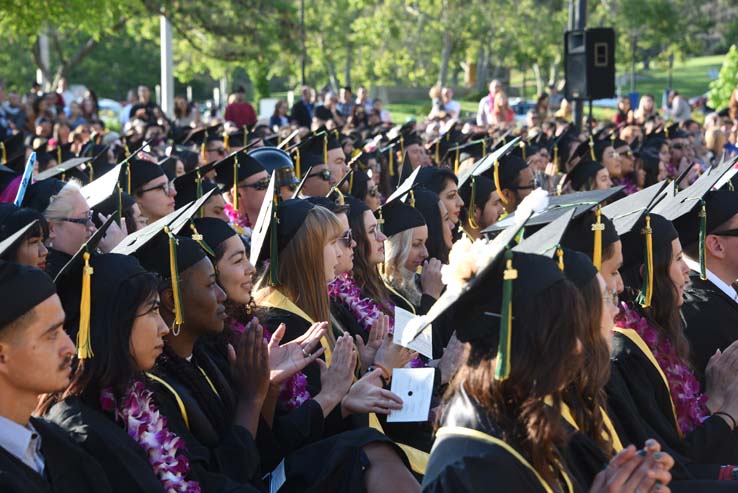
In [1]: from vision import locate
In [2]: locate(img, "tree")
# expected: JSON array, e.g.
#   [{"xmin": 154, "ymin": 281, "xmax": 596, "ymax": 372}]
[{"xmin": 707, "ymin": 44, "xmax": 738, "ymax": 110}]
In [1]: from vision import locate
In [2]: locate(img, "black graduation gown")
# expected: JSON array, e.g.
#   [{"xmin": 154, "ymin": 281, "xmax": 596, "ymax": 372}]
[
  {"xmin": 682, "ymin": 272, "xmax": 738, "ymax": 383},
  {"xmin": 45, "ymin": 398, "xmax": 168, "ymax": 493},
  {"xmin": 0, "ymin": 417, "xmax": 112, "ymax": 493},
  {"xmin": 43, "ymin": 248, "xmax": 71, "ymax": 280},
  {"xmin": 609, "ymin": 330, "xmax": 738, "ymax": 465},
  {"xmin": 422, "ymin": 388, "xmax": 586, "ymax": 493},
  {"xmin": 148, "ymin": 352, "xmax": 265, "ymax": 492},
  {"xmin": 330, "ymin": 300, "xmax": 366, "ymax": 340}
]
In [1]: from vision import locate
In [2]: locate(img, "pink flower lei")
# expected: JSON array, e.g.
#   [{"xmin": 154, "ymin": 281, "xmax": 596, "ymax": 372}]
[
  {"xmin": 100, "ymin": 380, "xmax": 201, "ymax": 493},
  {"xmin": 615, "ymin": 303, "xmax": 709, "ymax": 434},
  {"xmin": 224, "ymin": 203, "xmax": 252, "ymax": 230},
  {"xmin": 227, "ymin": 317, "xmax": 311, "ymax": 411},
  {"xmin": 328, "ymin": 273, "xmax": 394, "ymax": 333}
]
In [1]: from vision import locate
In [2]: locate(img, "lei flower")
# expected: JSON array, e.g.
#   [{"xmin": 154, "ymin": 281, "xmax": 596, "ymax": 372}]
[
  {"xmin": 224, "ymin": 203, "xmax": 252, "ymax": 231},
  {"xmin": 328, "ymin": 273, "xmax": 394, "ymax": 333},
  {"xmin": 615, "ymin": 303, "xmax": 709, "ymax": 434},
  {"xmin": 612, "ymin": 175, "xmax": 639, "ymax": 196},
  {"xmin": 227, "ymin": 317, "xmax": 311, "ymax": 411},
  {"xmin": 100, "ymin": 380, "xmax": 201, "ymax": 493}
]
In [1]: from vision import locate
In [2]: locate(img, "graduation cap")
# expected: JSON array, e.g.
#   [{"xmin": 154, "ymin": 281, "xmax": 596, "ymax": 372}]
[
  {"xmin": 183, "ymin": 217, "xmax": 238, "ymax": 256},
  {"xmin": 344, "ymin": 195, "xmax": 370, "ymax": 223},
  {"xmin": 34, "ymin": 157, "xmax": 92, "ymax": 183},
  {"xmin": 564, "ymin": 158, "xmax": 605, "ymax": 192},
  {"xmin": 415, "ymin": 166, "xmax": 457, "ymax": 196},
  {"xmin": 0, "ymin": 258, "xmax": 57, "ymax": 329},
  {"xmin": 80, "ymin": 163, "xmax": 130, "ymax": 225},
  {"xmin": 123, "ymin": 159, "xmax": 167, "ymax": 194},
  {"xmin": 173, "ymin": 163, "xmax": 220, "ymax": 210},
  {"xmin": 52, "ymin": 214, "xmax": 116, "ymax": 358},
  {"xmin": 21, "ymin": 178, "xmax": 66, "ymax": 213},
  {"xmin": 444, "ymin": 139, "xmax": 488, "ymax": 173},
  {"xmin": 651, "ymin": 157, "xmax": 737, "ymax": 279},
  {"xmin": 212, "ymin": 149, "xmax": 265, "ymax": 208},
  {"xmin": 478, "ymin": 138, "xmax": 531, "ymax": 206},
  {"xmin": 224, "ymin": 127, "xmax": 248, "ymax": 150},
  {"xmin": 512, "ymin": 208, "xmax": 576, "ymax": 263},
  {"xmin": 665, "ymin": 122, "xmax": 688, "ymax": 140},
  {"xmin": 326, "ymin": 167, "xmax": 355, "ymax": 204},
  {"xmin": 559, "ymin": 209, "xmax": 619, "ymax": 271},
  {"xmin": 184, "ymin": 124, "xmax": 224, "ymax": 164},
  {"xmin": 348, "ymin": 168, "xmax": 370, "ymax": 199},
  {"xmin": 249, "ymin": 171, "xmax": 278, "ymax": 282},
  {"xmin": 561, "ymin": 248, "xmax": 598, "ymax": 286}
]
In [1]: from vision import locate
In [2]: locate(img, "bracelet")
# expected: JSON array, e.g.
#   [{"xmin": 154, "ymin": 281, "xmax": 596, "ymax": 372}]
[{"xmin": 714, "ymin": 411, "xmax": 737, "ymax": 430}]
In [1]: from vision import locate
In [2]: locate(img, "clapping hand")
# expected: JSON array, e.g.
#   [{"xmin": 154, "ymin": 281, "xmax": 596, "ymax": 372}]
[
  {"xmin": 355, "ymin": 314, "xmax": 390, "ymax": 370},
  {"xmin": 268, "ymin": 321, "xmax": 327, "ymax": 384}
]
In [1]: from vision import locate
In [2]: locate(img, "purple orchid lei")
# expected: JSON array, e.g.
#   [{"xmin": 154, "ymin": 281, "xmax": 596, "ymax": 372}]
[
  {"xmin": 615, "ymin": 303, "xmax": 709, "ymax": 434},
  {"xmin": 100, "ymin": 380, "xmax": 201, "ymax": 493},
  {"xmin": 227, "ymin": 316, "xmax": 311, "ymax": 411},
  {"xmin": 224, "ymin": 203, "xmax": 251, "ymax": 229},
  {"xmin": 328, "ymin": 273, "xmax": 394, "ymax": 333}
]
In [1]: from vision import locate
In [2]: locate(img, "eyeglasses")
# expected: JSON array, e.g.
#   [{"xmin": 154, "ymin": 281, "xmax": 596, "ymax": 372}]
[
  {"xmin": 206, "ymin": 147, "xmax": 227, "ymax": 156},
  {"xmin": 306, "ymin": 169, "xmax": 332, "ymax": 182},
  {"xmin": 339, "ymin": 229, "xmax": 354, "ymax": 247},
  {"xmin": 239, "ymin": 178, "xmax": 271, "ymax": 191},
  {"xmin": 140, "ymin": 181, "xmax": 176, "ymax": 196},
  {"xmin": 713, "ymin": 228, "xmax": 738, "ymax": 237},
  {"xmin": 52, "ymin": 210, "xmax": 93, "ymax": 226},
  {"xmin": 368, "ymin": 185, "xmax": 379, "ymax": 197},
  {"xmin": 671, "ymin": 143, "xmax": 685, "ymax": 150}
]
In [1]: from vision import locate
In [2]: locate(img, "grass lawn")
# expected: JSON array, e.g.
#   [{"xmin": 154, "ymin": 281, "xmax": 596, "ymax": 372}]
[{"xmin": 385, "ymin": 55, "xmax": 724, "ymax": 122}]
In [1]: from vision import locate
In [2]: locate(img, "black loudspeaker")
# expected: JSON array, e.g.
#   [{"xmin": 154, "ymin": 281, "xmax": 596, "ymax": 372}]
[{"xmin": 564, "ymin": 28, "xmax": 616, "ymax": 100}]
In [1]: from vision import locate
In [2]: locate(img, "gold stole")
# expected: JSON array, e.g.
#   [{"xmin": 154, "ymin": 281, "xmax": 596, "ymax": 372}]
[
  {"xmin": 435, "ymin": 426, "xmax": 573, "ymax": 493},
  {"xmin": 262, "ymin": 289, "xmax": 429, "ymax": 474},
  {"xmin": 545, "ymin": 397, "xmax": 624, "ymax": 453},
  {"xmin": 612, "ymin": 327, "xmax": 683, "ymax": 438}
]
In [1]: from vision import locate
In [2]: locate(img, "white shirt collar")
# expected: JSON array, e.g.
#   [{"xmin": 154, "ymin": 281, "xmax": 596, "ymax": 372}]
[
  {"xmin": 0, "ymin": 415, "xmax": 45, "ymax": 475},
  {"xmin": 685, "ymin": 257, "xmax": 738, "ymax": 303}
]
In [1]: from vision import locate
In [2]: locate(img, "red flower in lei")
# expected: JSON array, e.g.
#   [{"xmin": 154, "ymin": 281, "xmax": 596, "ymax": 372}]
[
  {"xmin": 615, "ymin": 303, "xmax": 709, "ymax": 434},
  {"xmin": 100, "ymin": 380, "xmax": 201, "ymax": 493},
  {"xmin": 227, "ymin": 317, "xmax": 311, "ymax": 411},
  {"xmin": 224, "ymin": 203, "xmax": 252, "ymax": 230}
]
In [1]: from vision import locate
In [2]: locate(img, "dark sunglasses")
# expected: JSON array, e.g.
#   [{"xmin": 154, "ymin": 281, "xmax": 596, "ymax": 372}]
[
  {"xmin": 671, "ymin": 143, "xmax": 685, "ymax": 150},
  {"xmin": 713, "ymin": 228, "xmax": 738, "ymax": 237},
  {"xmin": 339, "ymin": 229, "xmax": 354, "ymax": 247},
  {"xmin": 239, "ymin": 178, "xmax": 271, "ymax": 191},
  {"xmin": 368, "ymin": 185, "xmax": 379, "ymax": 197},
  {"xmin": 306, "ymin": 169, "xmax": 332, "ymax": 182}
]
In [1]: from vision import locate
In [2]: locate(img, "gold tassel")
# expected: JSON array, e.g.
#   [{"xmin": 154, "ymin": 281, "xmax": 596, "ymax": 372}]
[
  {"xmin": 520, "ymin": 140, "xmax": 526, "ymax": 160},
  {"xmin": 200, "ymin": 141, "xmax": 206, "ymax": 163},
  {"xmin": 388, "ymin": 149, "xmax": 395, "ymax": 177},
  {"xmin": 454, "ymin": 149, "xmax": 460, "ymax": 174},
  {"xmin": 77, "ymin": 252, "xmax": 94, "ymax": 359},
  {"xmin": 295, "ymin": 149, "xmax": 301, "ymax": 179},
  {"xmin": 400, "ymin": 136, "xmax": 405, "ymax": 164},
  {"xmin": 493, "ymin": 160, "xmax": 508, "ymax": 204},
  {"xmin": 435, "ymin": 142, "xmax": 440, "ymax": 164},
  {"xmin": 482, "ymin": 140, "xmax": 487, "ymax": 156},
  {"xmin": 224, "ymin": 133, "xmax": 230, "ymax": 153},
  {"xmin": 348, "ymin": 170, "xmax": 354, "ymax": 193},
  {"xmin": 409, "ymin": 190, "xmax": 416, "ymax": 208},
  {"xmin": 589, "ymin": 136, "xmax": 595, "ymax": 161},
  {"xmin": 0, "ymin": 142, "xmax": 6, "ymax": 164},
  {"xmin": 57, "ymin": 146, "xmax": 61, "ymax": 165},
  {"xmin": 190, "ymin": 223, "xmax": 215, "ymax": 257},
  {"xmin": 553, "ymin": 144, "xmax": 559, "ymax": 171},
  {"xmin": 323, "ymin": 135, "xmax": 328, "ymax": 165},
  {"xmin": 592, "ymin": 207, "xmax": 604, "ymax": 271},
  {"xmin": 127, "ymin": 161, "xmax": 132, "ymax": 194},
  {"xmin": 637, "ymin": 216, "xmax": 654, "ymax": 308},
  {"xmin": 233, "ymin": 154, "xmax": 239, "ymax": 211},
  {"xmin": 164, "ymin": 227, "xmax": 184, "ymax": 335},
  {"xmin": 124, "ymin": 143, "xmax": 130, "ymax": 158},
  {"xmin": 557, "ymin": 246, "xmax": 565, "ymax": 271}
]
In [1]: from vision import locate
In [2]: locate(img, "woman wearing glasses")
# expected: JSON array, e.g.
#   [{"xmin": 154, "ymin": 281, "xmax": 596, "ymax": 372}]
[
  {"xmin": 129, "ymin": 159, "xmax": 177, "ymax": 223},
  {"xmin": 349, "ymin": 168, "xmax": 382, "ymax": 212}
]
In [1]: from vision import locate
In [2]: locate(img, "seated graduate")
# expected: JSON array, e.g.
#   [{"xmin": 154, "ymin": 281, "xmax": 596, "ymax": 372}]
[
  {"xmin": 458, "ymin": 175, "xmax": 504, "ymax": 241},
  {"xmin": 212, "ymin": 149, "xmax": 269, "ymax": 229},
  {"xmin": 414, "ymin": 166, "xmax": 464, "ymax": 239},
  {"xmin": 413, "ymin": 188, "xmax": 452, "ymax": 265},
  {"xmin": 249, "ymin": 187, "xmax": 419, "ymax": 491},
  {"xmin": 421, "ymin": 237, "xmax": 673, "ymax": 492},
  {"xmin": 173, "ymin": 162, "xmax": 229, "ymax": 223},
  {"xmin": 0, "ymin": 204, "xmax": 49, "ymax": 269},
  {"xmin": 610, "ymin": 208, "xmax": 738, "ymax": 466},
  {"xmin": 0, "ymin": 260, "xmax": 111, "ymax": 493}
]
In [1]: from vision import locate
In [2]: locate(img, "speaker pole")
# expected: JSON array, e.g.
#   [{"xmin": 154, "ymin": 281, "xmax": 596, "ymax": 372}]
[{"xmin": 572, "ymin": 0, "xmax": 587, "ymax": 133}]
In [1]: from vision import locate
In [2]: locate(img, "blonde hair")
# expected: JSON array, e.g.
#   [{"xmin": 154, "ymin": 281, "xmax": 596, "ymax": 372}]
[
  {"xmin": 705, "ymin": 128, "xmax": 725, "ymax": 154},
  {"xmin": 428, "ymin": 85, "xmax": 442, "ymax": 99},
  {"xmin": 254, "ymin": 205, "xmax": 342, "ymax": 326},
  {"xmin": 44, "ymin": 180, "xmax": 83, "ymax": 219},
  {"xmin": 383, "ymin": 229, "xmax": 422, "ymax": 306}
]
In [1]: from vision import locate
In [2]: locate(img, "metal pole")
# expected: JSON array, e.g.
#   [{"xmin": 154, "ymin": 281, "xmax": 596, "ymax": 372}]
[
  {"xmin": 300, "ymin": 0, "xmax": 306, "ymax": 86},
  {"xmin": 160, "ymin": 16, "xmax": 174, "ymax": 118},
  {"xmin": 572, "ymin": 0, "xmax": 586, "ymax": 133},
  {"xmin": 38, "ymin": 31, "xmax": 50, "ymax": 90}
]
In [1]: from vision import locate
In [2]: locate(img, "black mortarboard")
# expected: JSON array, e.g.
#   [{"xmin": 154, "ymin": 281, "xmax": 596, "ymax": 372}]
[
  {"xmin": 183, "ymin": 124, "xmax": 223, "ymax": 146},
  {"xmin": 665, "ymin": 122, "xmax": 688, "ymax": 140},
  {"xmin": 479, "ymin": 140, "xmax": 529, "ymax": 201},
  {"xmin": 415, "ymin": 166, "xmax": 457, "ymax": 195},
  {"xmin": 380, "ymin": 200, "xmax": 426, "ymax": 237},
  {"xmin": 602, "ymin": 180, "xmax": 669, "ymax": 237},
  {"xmin": 22, "ymin": 178, "xmax": 66, "ymax": 213},
  {"xmin": 34, "ymin": 157, "xmax": 91, "ymax": 183},
  {"xmin": 0, "ymin": 220, "xmax": 39, "ymax": 259},
  {"xmin": 593, "ymin": 139, "xmax": 614, "ymax": 162},
  {"xmin": 1, "ymin": 132, "xmax": 25, "ymax": 166},
  {"xmin": 444, "ymin": 139, "xmax": 487, "ymax": 172},
  {"xmin": 565, "ymin": 159, "xmax": 605, "ymax": 191},
  {"xmin": 562, "ymin": 248, "xmax": 598, "ymax": 286},
  {"xmin": 512, "ymin": 208, "xmax": 576, "ymax": 260},
  {"xmin": 124, "ymin": 159, "xmax": 167, "ymax": 193},
  {"xmin": 560, "ymin": 209, "xmax": 619, "ymax": 270},
  {"xmin": 185, "ymin": 217, "xmax": 237, "ymax": 254},
  {"xmin": 224, "ymin": 128, "xmax": 247, "ymax": 150},
  {"xmin": 344, "ymin": 195, "xmax": 370, "ymax": 223},
  {"xmin": 158, "ymin": 156, "xmax": 179, "ymax": 182},
  {"xmin": 348, "ymin": 168, "xmax": 370, "ymax": 200},
  {"xmin": 0, "ymin": 260, "xmax": 57, "ymax": 329},
  {"xmin": 459, "ymin": 175, "xmax": 496, "ymax": 222},
  {"xmin": 82, "ymin": 164, "xmax": 123, "ymax": 210},
  {"xmin": 300, "ymin": 151, "xmax": 325, "ymax": 169},
  {"xmin": 173, "ymin": 163, "xmax": 219, "ymax": 210}
]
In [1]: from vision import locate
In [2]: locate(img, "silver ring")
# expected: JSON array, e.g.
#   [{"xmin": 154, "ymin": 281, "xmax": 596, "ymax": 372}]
[{"xmin": 301, "ymin": 348, "xmax": 310, "ymax": 358}]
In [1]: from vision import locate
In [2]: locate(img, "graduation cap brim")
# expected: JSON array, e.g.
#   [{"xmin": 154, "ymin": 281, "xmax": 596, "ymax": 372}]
[
  {"xmin": 512, "ymin": 208, "xmax": 577, "ymax": 257},
  {"xmin": 483, "ymin": 186, "xmax": 624, "ymax": 235},
  {"xmin": 0, "ymin": 220, "xmax": 38, "ymax": 257},
  {"xmin": 457, "ymin": 137, "xmax": 521, "ymax": 190},
  {"xmin": 653, "ymin": 156, "xmax": 738, "ymax": 221},
  {"xmin": 715, "ymin": 155, "xmax": 738, "ymax": 190},
  {"xmin": 407, "ymin": 208, "xmax": 534, "ymax": 340},
  {"xmin": 111, "ymin": 204, "xmax": 192, "ymax": 256},
  {"xmin": 384, "ymin": 165, "xmax": 422, "ymax": 206},
  {"xmin": 34, "ymin": 157, "xmax": 92, "ymax": 182},
  {"xmin": 167, "ymin": 188, "xmax": 217, "ymax": 235},
  {"xmin": 81, "ymin": 164, "xmax": 123, "ymax": 209},
  {"xmin": 249, "ymin": 171, "xmax": 277, "ymax": 266},
  {"xmin": 53, "ymin": 214, "xmax": 116, "ymax": 283},
  {"xmin": 602, "ymin": 180, "xmax": 670, "ymax": 236}
]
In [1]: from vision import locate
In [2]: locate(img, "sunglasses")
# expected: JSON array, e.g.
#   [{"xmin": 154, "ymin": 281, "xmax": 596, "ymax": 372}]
[
  {"xmin": 339, "ymin": 229, "xmax": 354, "ymax": 247},
  {"xmin": 52, "ymin": 210, "xmax": 93, "ymax": 226},
  {"xmin": 239, "ymin": 178, "xmax": 271, "ymax": 191},
  {"xmin": 368, "ymin": 185, "xmax": 379, "ymax": 197},
  {"xmin": 671, "ymin": 143, "xmax": 685, "ymax": 150},
  {"xmin": 306, "ymin": 169, "xmax": 332, "ymax": 182},
  {"xmin": 713, "ymin": 228, "xmax": 738, "ymax": 237},
  {"xmin": 140, "ymin": 181, "xmax": 176, "ymax": 196},
  {"xmin": 207, "ymin": 147, "xmax": 227, "ymax": 156}
]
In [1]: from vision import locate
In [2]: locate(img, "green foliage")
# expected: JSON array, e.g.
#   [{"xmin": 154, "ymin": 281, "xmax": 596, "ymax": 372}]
[{"xmin": 708, "ymin": 45, "xmax": 738, "ymax": 110}]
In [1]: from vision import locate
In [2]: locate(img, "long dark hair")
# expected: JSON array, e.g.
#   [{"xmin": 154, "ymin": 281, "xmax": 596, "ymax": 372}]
[
  {"xmin": 448, "ymin": 279, "xmax": 585, "ymax": 488},
  {"xmin": 37, "ymin": 271, "xmax": 159, "ymax": 414},
  {"xmin": 414, "ymin": 188, "xmax": 450, "ymax": 263},
  {"xmin": 563, "ymin": 275, "xmax": 613, "ymax": 455},
  {"xmin": 348, "ymin": 207, "xmax": 393, "ymax": 316},
  {"xmin": 620, "ymin": 239, "xmax": 691, "ymax": 364},
  {"xmin": 0, "ymin": 208, "xmax": 49, "ymax": 262}
]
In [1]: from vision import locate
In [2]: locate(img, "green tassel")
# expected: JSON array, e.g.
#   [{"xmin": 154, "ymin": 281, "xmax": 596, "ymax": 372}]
[
  {"xmin": 698, "ymin": 200, "xmax": 707, "ymax": 280},
  {"xmin": 514, "ymin": 227, "xmax": 525, "ymax": 245},
  {"xmin": 495, "ymin": 250, "xmax": 516, "ymax": 380},
  {"xmin": 635, "ymin": 216, "xmax": 653, "ymax": 308},
  {"xmin": 468, "ymin": 176, "xmax": 479, "ymax": 229},
  {"xmin": 116, "ymin": 184, "xmax": 123, "ymax": 225}
]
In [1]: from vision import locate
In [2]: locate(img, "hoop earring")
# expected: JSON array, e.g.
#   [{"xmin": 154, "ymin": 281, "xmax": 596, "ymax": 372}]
[{"xmin": 170, "ymin": 321, "xmax": 180, "ymax": 337}]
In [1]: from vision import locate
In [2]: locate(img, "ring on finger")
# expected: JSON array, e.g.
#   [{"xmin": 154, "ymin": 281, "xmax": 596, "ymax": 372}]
[{"xmin": 301, "ymin": 348, "xmax": 310, "ymax": 358}]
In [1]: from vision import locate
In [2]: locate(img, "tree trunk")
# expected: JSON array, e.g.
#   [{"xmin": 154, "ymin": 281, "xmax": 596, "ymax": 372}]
[
  {"xmin": 344, "ymin": 39, "xmax": 352, "ymax": 88},
  {"xmin": 475, "ymin": 47, "xmax": 488, "ymax": 93},
  {"xmin": 522, "ymin": 69, "xmax": 527, "ymax": 100},
  {"xmin": 533, "ymin": 63, "xmax": 543, "ymax": 96},
  {"xmin": 549, "ymin": 60, "xmax": 559, "ymax": 86},
  {"xmin": 438, "ymin": 30, "xmax": 452, "ymax": 86}
]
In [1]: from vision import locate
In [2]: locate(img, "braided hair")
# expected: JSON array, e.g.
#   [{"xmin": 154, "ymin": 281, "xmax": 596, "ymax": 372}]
[{"xmin": 156, "ymin": 344, "xmax": 235, "ymax": 433}]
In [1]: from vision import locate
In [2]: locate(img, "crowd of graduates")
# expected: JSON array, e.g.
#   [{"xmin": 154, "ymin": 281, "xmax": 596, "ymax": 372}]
[{"xmin": 3, "ymin": 77, "xmax": 738, "ymax": 493}]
